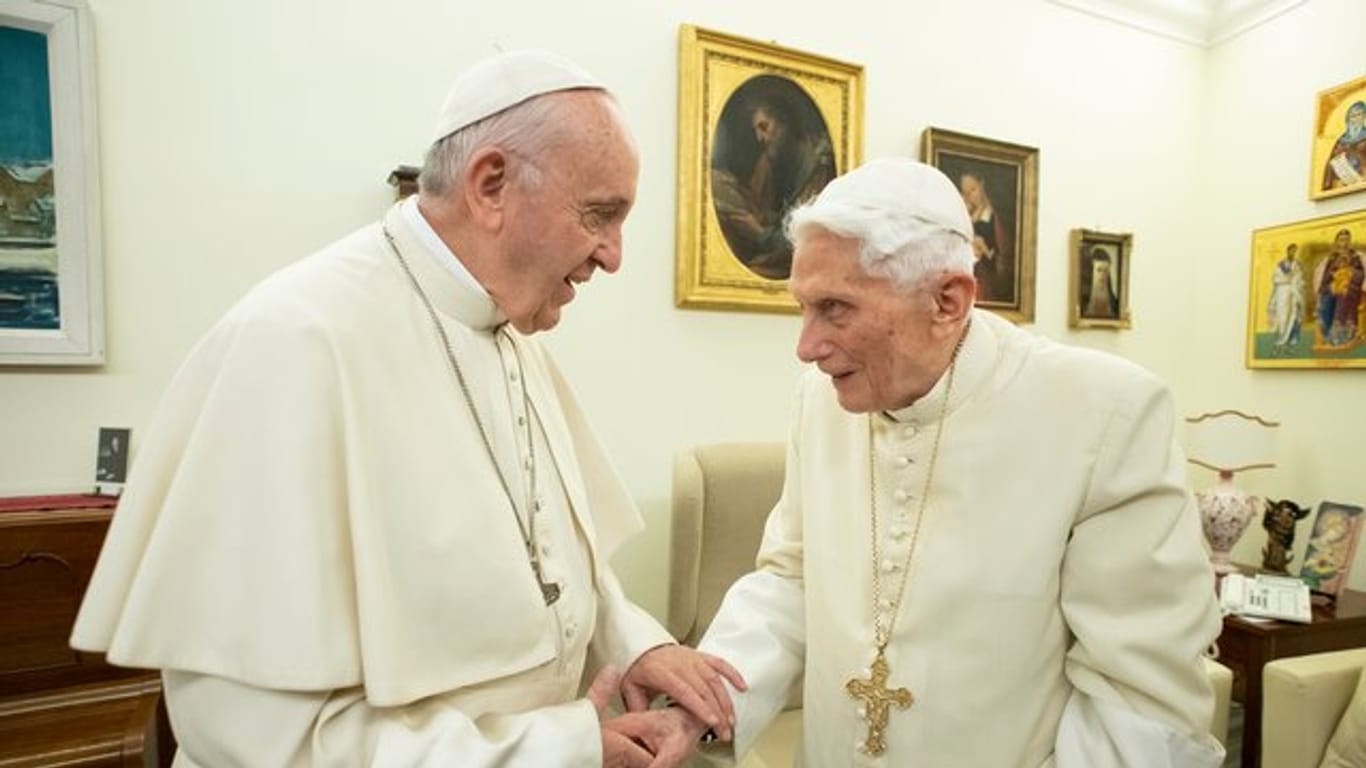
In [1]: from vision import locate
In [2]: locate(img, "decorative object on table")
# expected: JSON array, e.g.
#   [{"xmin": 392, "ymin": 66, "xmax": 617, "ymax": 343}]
[
  {"xmin": 675, "ymin": 24, "xmax": 863, "ymax": 315},
  {"xmin": 387, "ymin": 165, "xmax": 419, "ymax": 201},
  {"xmin": 1067, "ymin": 228, "xmax": 1132, "ymax": 329},
  {"xmin": 1299, "ymin": 501, "xmax": 1365, "ymax": 598},
  {"xmin": 922, "ymin": 127, "xmax": 1038, "ymax": 324},
  {"xmin": 1309, "ymin": 74, "xmax": 1366, "ymax": 201},
  {"xmin": 1184, "ymin": 410, "xmax": 1279, "ymax": 574},
  {"xmin": 0, "ymin": 0, "xmax": 104, "ymax": 365},
  {"xmin": 1246, "ymin": 209, "xmax": 1366, "ymax": 368},
  {"xmin": 94, "ymin": 426, "xmax": 130, "ymax": 496},
  {"xmin": 1261, "ymin": 498, "xmax": 1312, "ymax": 573}
]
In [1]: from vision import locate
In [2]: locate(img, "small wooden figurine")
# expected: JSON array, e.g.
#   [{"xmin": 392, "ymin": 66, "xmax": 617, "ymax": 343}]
[{"xmin": 1261, "ymin": 498, "xmax": 1311, "ymax": 573}]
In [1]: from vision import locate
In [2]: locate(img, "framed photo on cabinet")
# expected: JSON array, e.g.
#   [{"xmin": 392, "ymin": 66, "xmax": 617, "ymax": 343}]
[
  {"xmin": 922, "ymin": 127, "xmax": 1037, "ymax": 324},
  {"xmin": 1068, "ymin": 229, "xmax": 1132, "ymax": 329},
  {"xmin": 675, "ymin": 24, "xmax": 863, "ymax": 314},
  {"xmin": 1310, "ymin": 74, "xmax": 1366, "ymax": 201}
]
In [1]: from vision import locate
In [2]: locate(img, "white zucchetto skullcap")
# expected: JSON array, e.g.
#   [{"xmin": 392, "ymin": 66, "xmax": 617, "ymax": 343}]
[
  {"xmin": 813, "ymin": 158, "xmax": 972, "ymax": 240},
  {"xmin": 431, "ymin": 50, "xmax": 606, "ymax": 145}
]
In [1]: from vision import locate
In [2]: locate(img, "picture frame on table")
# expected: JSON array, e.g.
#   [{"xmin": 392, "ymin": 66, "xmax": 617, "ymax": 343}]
[
  {"xmin": 1299, "ymin": 501, "xmax": 1364, "ymax": 598},
  {"xmin": 675, "ymin": 23, "xmax": 863, "ymax": 314}
]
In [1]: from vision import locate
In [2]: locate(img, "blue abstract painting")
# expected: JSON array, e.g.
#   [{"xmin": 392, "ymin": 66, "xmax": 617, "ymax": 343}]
[{"xmin": 0, "ymin": 24, "xmax": 59, "ymax": 330}]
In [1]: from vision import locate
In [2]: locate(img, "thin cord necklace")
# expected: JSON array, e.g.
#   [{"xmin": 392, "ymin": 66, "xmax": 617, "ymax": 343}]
[
  {"xmin": 382, "ymin": 225, "xmax": 560, "ymax": 605},
  {"xmin": 845, "ymin": 320, "xmax": 969, "ymax": 756}
]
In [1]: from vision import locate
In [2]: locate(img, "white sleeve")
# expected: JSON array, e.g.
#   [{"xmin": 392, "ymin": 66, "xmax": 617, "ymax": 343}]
[
  {"xmin": 589, "ymin": 566, "xmax": 677, "ymax": 674},
  {"xmin": 1054, "ymin": 379, "xmax": 1225, "ymax": 768},
  {"xmin": 1055, "ymin": 697, "xmax": 1222, "ymax": 768},
  {"xmin": 698, "ymin": 570, "xmax": 806, "ymax": 758},
  {"xmin": 162, "ymin": 670, "xmax": 601, "ymax": 768}
]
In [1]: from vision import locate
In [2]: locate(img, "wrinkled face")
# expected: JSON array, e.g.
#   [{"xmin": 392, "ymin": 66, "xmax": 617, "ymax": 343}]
[
  {"xmin": 499, "ymin": 96, "xmax": 638, "ymax": 333},
  {"xmin": 791, "ymin": 230, "xmax": 936, "ymax": 413}
]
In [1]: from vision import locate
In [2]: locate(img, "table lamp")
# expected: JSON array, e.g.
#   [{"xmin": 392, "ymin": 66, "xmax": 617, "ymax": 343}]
[{"xmin": 1185, "ymin": 410, "xmax": 1279, "ymax": 574}]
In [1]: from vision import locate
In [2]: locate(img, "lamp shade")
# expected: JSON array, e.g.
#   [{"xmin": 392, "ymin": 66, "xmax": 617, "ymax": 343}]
[{"xmin": 1185, "ymin": 410, "xmax": 1278, "ymax": 474}]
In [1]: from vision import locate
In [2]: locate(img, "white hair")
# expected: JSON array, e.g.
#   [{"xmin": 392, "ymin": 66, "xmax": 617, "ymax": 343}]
[
  {"xmin": 785, "ymin": 198, "xmax": 975, "ymax": 291},
  {"xmin": 418, "ymin": 89, "xmax": 612, "ymax": 197}
]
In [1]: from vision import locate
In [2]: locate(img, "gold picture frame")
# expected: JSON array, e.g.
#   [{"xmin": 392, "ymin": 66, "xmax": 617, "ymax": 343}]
[
  {"xmin": 1068, "ymin": 229, "xmax": 1132, "ymax": 330},
  {"xmin": 1309, "ymin": 74, "xmax": 1366, "ymax": 201},
  {"xmin": 922, "ymin": 128, "xmax": 1038, "ymax": 324},
  {"xmin": 1246, "ymin": 209, "xmax": 1366, "ymax": 369},
  {"xmin": 675, "ymin": 24, "xmax": 863, "ymax": 314}
]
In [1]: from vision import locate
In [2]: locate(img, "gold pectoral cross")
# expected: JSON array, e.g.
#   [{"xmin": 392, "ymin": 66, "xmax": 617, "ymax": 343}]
[{"xmin": 845, "ymin": 648, "xmax": 913, "ymax": 756}]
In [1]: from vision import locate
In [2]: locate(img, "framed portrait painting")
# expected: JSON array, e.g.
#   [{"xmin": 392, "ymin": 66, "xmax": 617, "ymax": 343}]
[
  {"xmin": 922, "ymin": 128, "xmax": 1037, "ymax": 324},
  {"xmin": 1309, "ymin": 74, "xmax": 1366, "ymax": 201},
  {"xmin": 0, "ymin": 0, "xmax": 103, "ymax": 365},
  {"xmin": 1068, "ymin": 229, "xmax": 1132, "ymax": 329},
  {"xmin": 1246, "ymin": 209, "xmax": 1366, "ymax": 369},
  {"xmin": 675, "ymin": 24, "xmax": 863, "ymax": 314}
]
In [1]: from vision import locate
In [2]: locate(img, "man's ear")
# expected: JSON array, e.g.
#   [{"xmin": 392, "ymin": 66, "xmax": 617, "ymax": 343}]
[
  {"xmin": 462, "ymin": 147, "xmax": 511, "ymax": 230},
  {"xmin": 931, "ymin": 271, "xmax": 976, "ymax": 324}
]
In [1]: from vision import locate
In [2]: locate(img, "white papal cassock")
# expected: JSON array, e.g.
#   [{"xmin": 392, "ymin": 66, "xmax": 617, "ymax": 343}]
[
  {"xmin": 71, "ymin": 199, "xmax": 672, "ymax": 766},
  {"xmin": 701, "ymin": 309, "xmax": 1225, "ymax": 767}
]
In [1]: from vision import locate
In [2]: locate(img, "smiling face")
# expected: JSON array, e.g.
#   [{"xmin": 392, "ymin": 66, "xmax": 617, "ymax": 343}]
[
  {"xmin": 495, "ymin": 94, "xmax": 638, "ymax": 333},
  {"xmin": 790, "ymin": 229, "xmax": 944, "ymax": 413}
]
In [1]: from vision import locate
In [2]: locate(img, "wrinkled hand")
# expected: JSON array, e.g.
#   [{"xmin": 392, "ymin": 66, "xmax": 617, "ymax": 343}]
[
  {"xmin": 604, "ymin": 707, "xmax": 710, "ymax": 768},
  {"xmin": 589, "ymin": 667, "xmax": 653, "ymax": 768},
  {"xmin": 621, "ymin": 645, "xmax": 747, "ymax": 741}
]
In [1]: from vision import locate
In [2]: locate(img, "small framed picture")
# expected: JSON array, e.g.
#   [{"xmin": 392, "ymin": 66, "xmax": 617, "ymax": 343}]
[
  {"xmin": 1068, "ymin": 229, "xmax": 1132, "ymax": 329},
  {"xmin": 1309, "ymin": 74, "xmax": 1366, "ymax": 201},
  {"xmin": 1299, "ymin": 501, "xmax": 1363, "ymax": 598},
  {"xmin": 94, "ymin": 426, "xmax": 130, "ymax": 495}
]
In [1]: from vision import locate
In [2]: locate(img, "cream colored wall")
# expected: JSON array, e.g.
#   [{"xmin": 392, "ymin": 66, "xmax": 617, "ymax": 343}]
[
  {"xmin": 1195, "ymin": 0, "xmax": 1366, "ymax": 590},
  {"xmin": 0, "ymin": 0, "xmax": 1360, "ymax": 619}
]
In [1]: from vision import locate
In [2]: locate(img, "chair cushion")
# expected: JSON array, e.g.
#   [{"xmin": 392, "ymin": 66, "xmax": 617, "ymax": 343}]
[{"xmin": 1319, "ymin": 663, "xmax": 1366, "ymax": 768}]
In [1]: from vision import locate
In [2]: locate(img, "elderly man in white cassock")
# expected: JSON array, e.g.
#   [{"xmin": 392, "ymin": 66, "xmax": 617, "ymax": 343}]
[
  {"xmin": 653, "ymin": 158, "xmax": 1225, "ymax": 766},
  {"xmin": 69, "ymin": 50, "xmax": 743, "ymax": 767}
]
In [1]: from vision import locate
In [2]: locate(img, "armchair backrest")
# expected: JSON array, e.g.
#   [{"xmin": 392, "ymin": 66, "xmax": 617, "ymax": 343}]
[{"xmin": 667, "ymin": 442, "xmax": 785, "ymax": 645}]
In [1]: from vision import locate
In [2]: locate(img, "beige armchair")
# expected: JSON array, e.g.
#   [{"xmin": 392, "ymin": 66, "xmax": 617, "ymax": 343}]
[
  {"xmin": 1262, "ymin": 647, "xmax": 1366, "ymax": 768},
  {"xmin": 668, "ymin": 442, "xmax": 1232, "ymax": 766}
]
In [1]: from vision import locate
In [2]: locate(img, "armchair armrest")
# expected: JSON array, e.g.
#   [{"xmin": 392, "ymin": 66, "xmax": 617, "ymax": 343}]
[{"xmin": 1262, "ymin": 647, "xmax": 1366, "ymax": 768}]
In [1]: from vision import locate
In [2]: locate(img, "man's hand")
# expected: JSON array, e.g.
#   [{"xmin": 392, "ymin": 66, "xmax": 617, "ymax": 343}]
[
  {"xmin": 604, "ymin": 707, "xmax": 710, "ymax": 768},
  {"xmin": 589, "ymin": 666, "xmax": 653, "ymax": 768},
  {"xmin": 621, "ymin": 645, "xmax": 747, "ymax": 741}
]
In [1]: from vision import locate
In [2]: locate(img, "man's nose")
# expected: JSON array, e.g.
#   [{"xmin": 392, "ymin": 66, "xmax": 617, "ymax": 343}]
[
  {"xmin": 595, "ymin": 227, "xmax": 624, "ymax": 274},
  {"xmin": 795, "ymin": 316, "xmax": 827, "ymax": 363}
]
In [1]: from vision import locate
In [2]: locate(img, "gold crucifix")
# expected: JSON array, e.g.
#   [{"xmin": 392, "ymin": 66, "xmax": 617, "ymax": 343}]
[{"xmin": 844, "ymin": 648, "xmax": 913, "ymax": 756}]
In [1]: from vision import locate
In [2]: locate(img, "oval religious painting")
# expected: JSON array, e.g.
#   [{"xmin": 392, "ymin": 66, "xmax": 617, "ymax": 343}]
[{"xmin": 710, "ymin": 74, "xmax": 836, "ymax": 281}]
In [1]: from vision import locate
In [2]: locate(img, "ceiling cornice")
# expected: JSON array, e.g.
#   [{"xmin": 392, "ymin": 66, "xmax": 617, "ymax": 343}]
[{"xmin": 1048, "ymin": 0, "xmax": 1308, "ymax": 47}]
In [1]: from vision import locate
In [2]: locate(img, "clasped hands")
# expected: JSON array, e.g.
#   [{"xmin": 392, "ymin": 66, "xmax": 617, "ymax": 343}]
[{"xmin": 588, "ymin": 645, "xmax": 747, "ymax": 768}]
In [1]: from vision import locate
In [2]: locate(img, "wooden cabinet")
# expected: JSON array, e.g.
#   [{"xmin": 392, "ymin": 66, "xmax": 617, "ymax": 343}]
[{"xmin": 0, "ymin": 498, "xmax": 173, "ymax": 767}]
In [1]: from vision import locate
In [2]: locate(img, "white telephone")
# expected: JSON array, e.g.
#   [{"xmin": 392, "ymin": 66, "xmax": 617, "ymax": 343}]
[{"xmin": 1219, "ymin": 573, "xmax": 1312, "ymax": 623}]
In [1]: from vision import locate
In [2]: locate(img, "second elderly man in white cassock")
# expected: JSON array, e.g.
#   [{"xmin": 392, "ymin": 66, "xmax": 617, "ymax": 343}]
[{"xmin": 633, "ymin": 158, "xmax": 1225, "ymax": 767}]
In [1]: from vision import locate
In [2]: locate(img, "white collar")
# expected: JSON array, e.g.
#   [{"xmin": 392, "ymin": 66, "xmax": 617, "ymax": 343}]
[{"xmin": 401, "ymin": 196, "xmax": 489, "ymax": 298}]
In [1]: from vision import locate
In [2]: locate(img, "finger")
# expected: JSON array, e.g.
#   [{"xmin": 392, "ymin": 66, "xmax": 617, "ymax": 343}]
[
  {"xmin": 588, "ymin": 666, "xmax": 622, "ymax": 717},
  {"xmin": 706, "ymin": 674, "xmax": 734, "ymax": 740},
  {"xmin": 660, "ymin": 670, "xmax": 722, "ymax": 729},
  {"xmin": 622, "ymin": 680, "xmax": 651, "ymax": 713},
  {"xmin": 704, "ymin": 654, "xmax": 748, "ymax": 692},
  {"xmin": 603, "ymin": 731, "xmax": 653, "ymax": 768}
]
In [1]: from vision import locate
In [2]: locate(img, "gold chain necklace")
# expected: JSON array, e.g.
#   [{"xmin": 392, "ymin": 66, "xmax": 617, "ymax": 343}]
[
  {"xmin": 381, "ymin": 225, "xmax": 560, "ymax": 605},
  {"xmin": 845, "ymin": 321, "xmax": 969, "ymax": 756}
]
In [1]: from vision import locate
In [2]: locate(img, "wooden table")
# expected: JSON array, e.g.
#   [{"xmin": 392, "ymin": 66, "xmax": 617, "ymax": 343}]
[{"xmin": 1216, "ymin": 586, "xmax": 1366, "ymax": 767}]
